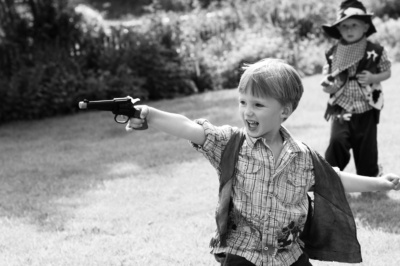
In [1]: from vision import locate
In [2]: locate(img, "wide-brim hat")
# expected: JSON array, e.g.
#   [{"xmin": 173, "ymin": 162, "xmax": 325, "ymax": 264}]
[{"xmin": 322, "ymin": 0, "xmax": 376, "ymax": 39}]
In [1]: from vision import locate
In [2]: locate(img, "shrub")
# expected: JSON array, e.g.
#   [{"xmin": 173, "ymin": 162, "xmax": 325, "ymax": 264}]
[
  {"xmin": 1, "ymin": 0, "xmax": 400, "ymax": 124},
  {"xmin": 371, "ymin": 17, "xmax": 400, "ymax": 62}
]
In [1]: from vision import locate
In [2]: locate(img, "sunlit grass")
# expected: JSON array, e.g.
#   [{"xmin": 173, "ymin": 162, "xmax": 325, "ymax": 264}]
[{"xmin": 0, "ymin": 64, "xmax": 399, "ymax": 265}]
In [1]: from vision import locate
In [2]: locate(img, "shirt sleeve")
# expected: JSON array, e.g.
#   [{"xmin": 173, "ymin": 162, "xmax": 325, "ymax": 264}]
[
  {"xmin": 189, "ymin": 119, "xmax": 237, "ymax": 171},
  {"xmin": 332, "ymin": 166, "xmax": 341, "ymax": 174},
  {"xmin": 378, "ymin": 49, "xmax": 391, "ymax": 72}
]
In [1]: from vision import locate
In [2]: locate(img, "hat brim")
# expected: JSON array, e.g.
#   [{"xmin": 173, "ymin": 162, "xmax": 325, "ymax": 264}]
[{"xmin": 322, "ymin": 14, "xmax": 376, "ymax": 39}]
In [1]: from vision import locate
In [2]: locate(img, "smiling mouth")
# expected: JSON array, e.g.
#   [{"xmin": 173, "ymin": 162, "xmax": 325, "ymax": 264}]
[{"xmin": 246, "ymin": 120, "xmax": 259, "ymax": 128}]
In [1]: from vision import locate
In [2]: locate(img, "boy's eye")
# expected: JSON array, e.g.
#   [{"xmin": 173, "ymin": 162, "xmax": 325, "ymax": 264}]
[
  {"xmin": 255, "ymin": 103, "xmax": 264, "ymax": 107},
  {"xmin": 239, "ymin": 100, "xmax": 246, "ymax": 105},
  {"xmin": 338, "ymin": 23, "xmax": 360, "ymax": 31}
]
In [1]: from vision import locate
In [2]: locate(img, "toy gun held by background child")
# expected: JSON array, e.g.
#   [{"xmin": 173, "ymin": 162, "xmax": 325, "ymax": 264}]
[
  {"xmin": 78, "ymin": 96, "xmax": 148, "ymax": 130},
  {"xmin": 320, "ymin": 69, "xmax": 340, "ymax": 87}
]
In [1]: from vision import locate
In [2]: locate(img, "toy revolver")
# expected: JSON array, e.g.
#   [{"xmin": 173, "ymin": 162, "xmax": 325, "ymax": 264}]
[
  {"xmin": 78, "ymin": 96, "xmax": 148, "ymax": 130},
  {"xmin": 320, "ymin": 69, "xmax": 340, "ymax": 87}
]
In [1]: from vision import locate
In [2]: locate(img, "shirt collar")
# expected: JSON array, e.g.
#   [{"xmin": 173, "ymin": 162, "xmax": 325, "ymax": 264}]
[{"xmin": 244, "ymin": 125, "xmax": 303, "ymax": 153}]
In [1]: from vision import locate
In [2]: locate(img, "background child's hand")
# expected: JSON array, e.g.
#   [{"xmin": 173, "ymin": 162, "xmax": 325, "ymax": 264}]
[
  {"xmin": 380, "ymin": 173, "xmax": 400, "ymax": 191},
  {"xmin": 321, "ymin": 75, "xmax": 345, "ymax": 94},
  {"xmin": 322, "ymin": 64, "xmax": 330, "ymax": 75},
  {"xmin": 356, "ymin": 70, "xmax": 374, "ymax": 85},
  {"xmin": 125, "ymin": 105, "xmax": 149, "ymax": 131}
]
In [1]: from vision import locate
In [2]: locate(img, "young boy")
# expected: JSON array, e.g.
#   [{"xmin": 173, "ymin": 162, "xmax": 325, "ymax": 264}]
[
  {"xmin": 127, "ymin": 58, "xmax": 399, "ymax": 266},
  {"xmin": 320, "ymin": 0, "xmax": 391, "ymax": 179}
]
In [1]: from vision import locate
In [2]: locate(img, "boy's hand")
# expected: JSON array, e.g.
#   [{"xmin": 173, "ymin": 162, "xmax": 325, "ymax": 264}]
[
  {"xmin": 380, "ymin": 173, "xmax": 400, "ymax": 191},
  {"xmin": 356, "ymin": 70, "xmax": 374, "ymax": 85},
  {"xmin": 126, "ymin": 105, "xmax": 149, "ymax": 131},
  {"xmin": 322, "ymin": 64, "xmax": 330, "ymax": 75},
  {"xmin": 321, "ymin": 76, "xmax": 345, "ymax": 94}
]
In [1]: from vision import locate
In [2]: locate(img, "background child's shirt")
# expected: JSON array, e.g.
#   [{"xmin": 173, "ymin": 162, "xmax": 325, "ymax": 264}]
[
  {"xmin": 190, "ymin": 119, "xmax": 315, "ymax": 266},
  {"xmin": 333, "ymin": 50, "xmax": 391, "ymax": 113}
]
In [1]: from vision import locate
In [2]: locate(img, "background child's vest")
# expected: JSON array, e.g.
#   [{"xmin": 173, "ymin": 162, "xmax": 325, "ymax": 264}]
[{"xmin": 326, "ymin": 41, "xmax": 384, "ymax": 110}]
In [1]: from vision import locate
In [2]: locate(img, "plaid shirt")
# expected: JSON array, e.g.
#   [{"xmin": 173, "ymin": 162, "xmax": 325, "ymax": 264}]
[
  {"xmin": 191, "ymin": 119, "xmax": 315, "ymax": 266},
  {"xmin": 334, "ymin": 49, "xmax": 391, "ymax": 113}
]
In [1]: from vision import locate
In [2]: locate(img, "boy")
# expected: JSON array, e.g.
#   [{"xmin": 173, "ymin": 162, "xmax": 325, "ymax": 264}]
[
  {"xmin": 320, "ymin": 0, "xmax": 391, "ymax": 179},
  {"xmin": 127, "ymin": 58, "xmax": 399, "ymax": 266}
]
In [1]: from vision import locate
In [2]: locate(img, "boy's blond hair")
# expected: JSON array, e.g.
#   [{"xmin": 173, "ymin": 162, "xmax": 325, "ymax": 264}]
[{"xmin": 238, "ymin": 58, "xmax": 304, "ymax": 112}]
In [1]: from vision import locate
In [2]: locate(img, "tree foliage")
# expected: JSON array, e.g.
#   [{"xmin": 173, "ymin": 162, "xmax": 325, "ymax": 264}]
[{"xmin": 0, "ymin": 0, "xmax": 399, "ymax": 123}]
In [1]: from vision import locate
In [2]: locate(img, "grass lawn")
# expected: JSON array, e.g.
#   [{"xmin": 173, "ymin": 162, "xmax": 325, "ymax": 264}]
[{"xmin": 0, "ymin": 64, "xmax": 399, "ymax": 265}]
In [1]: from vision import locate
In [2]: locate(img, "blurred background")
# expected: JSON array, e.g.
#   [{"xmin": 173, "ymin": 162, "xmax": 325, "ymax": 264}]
[{"xmin": 1, "ymin": 0, "xmax": 400, "ymax": 124}]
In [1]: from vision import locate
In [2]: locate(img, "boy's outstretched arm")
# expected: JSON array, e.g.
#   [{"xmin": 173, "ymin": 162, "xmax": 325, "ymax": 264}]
[
  {"xmin": 339, "ymin": 171, "xmax": 400, "ymax": 193},
  {"xmin": 126, "ymin": 105, "xmax": 206, "ymax": 146}
]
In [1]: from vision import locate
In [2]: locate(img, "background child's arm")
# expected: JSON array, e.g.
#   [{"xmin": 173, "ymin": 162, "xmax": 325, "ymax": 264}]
[
  {"xmin": 339, "ymin": 171, "xmax": 400, "ymax": 193},
  {"xmin": 356, "ymin": 69, "xmax": 391, "ymax": 85},
  {"xmin": 126, "ymin": 105, "xmax": 206, "ymax": 145}
]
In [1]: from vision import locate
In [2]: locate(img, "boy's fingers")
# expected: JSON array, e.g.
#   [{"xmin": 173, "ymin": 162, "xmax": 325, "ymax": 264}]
[
  {"xmin": 125, "ymin": 118, "xmax": 144, "ymax": 132},
  {"xmin": 135, "ymin": 105, "xmax": 149, "ymax": 119},
  {"xmin": 393, "ymin": 179, "xmax": 400, "ymax": 190},
  {"xmin": 140, "ymin": 106, "xmax": 149, "ymax": 119},
  {"xmin": 356, "ymin": 73, "xmax": 365, "ymax": 79},
  {"xmin": 125, "ymin": 121, "xmax": 133, "ymax": 132},
  {"xmin": 385, "ymin": 174, "xmax": 400, "ymax": 190},
  {"xmin": 385, "ymin": 173, "xmax": 398, "ymax": 179},
  {"xmin": 125, "ymin": 120, "xmax": 136, "ymax": 132}
]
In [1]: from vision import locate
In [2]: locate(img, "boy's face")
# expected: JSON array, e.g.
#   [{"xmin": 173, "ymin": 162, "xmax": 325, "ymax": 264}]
[
  {"xmin": 239, "ymin": 91, "xmax": 289, "ymax": 140},
  {"xmin": 337, "ymin": 18, "xmax": 369, "ymax": 43}
]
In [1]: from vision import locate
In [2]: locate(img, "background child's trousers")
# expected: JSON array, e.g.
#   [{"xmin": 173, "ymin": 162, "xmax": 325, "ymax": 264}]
[
  {"xmin": 215, "ymin": 253, "xmax": 313, "ymax": 266},
  {"xmin": 325, "ymin": 108, "xmax": 380, "ymax": 176}
]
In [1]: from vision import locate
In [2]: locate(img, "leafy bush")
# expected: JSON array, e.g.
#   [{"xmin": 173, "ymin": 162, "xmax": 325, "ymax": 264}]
[
  {"xmin": 366, "ymin": 0, "xmax": 400, "ymax": 19},
  {"xmin": 0, "ymin": 2, "xmax": 210, "ymax": 123},
  {"xmin": 1, "ymin": 0, "xmax": 400, "ymax": 124},
  {"xmin": 371, "ymin": 17, "xmax": 400, "ymax": 62}
]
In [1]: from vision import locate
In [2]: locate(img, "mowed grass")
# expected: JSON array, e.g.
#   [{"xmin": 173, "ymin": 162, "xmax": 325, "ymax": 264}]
[{"xmin": 0, "ymin": 64, "xmax": 399, "ymax": 266}]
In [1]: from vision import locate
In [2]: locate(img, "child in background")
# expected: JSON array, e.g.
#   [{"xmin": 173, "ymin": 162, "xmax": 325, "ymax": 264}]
[
  {"xmin": 127, "ymin": 58, "xmax": 399, "ymax": 266},
  {"xmin": 320, "ymin": 0, "xmax": 391, "ymax": 180}
]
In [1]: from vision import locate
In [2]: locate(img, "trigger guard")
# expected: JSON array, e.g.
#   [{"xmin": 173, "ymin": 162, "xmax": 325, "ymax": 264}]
[{"xmin": 114, "ymin": 114, "xmax": 129, "ymax": 124}]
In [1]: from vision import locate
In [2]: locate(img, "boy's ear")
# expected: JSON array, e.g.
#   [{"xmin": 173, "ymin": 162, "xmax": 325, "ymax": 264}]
[
  {"xmin": 363, "ymin": 22, "xmax": 370, "ymax": 34},
  {"xmin": 281, "ymin": 104, "xmax": 293, "ymax": 120}
]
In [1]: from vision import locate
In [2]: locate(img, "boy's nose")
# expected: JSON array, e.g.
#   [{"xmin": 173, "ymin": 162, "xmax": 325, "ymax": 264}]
[{"xmin": 244, "ymin": 106, "xmax": 254, "ymax": 116}]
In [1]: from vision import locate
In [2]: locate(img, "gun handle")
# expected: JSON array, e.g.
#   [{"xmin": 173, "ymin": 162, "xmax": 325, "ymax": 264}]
[
  {"xmin": 132, "ymin": 109, "xmax": 148, "ymax": 130},
  {"xmin": 321, "ymin": 75, "xmax": 335, "ymax": 87}
]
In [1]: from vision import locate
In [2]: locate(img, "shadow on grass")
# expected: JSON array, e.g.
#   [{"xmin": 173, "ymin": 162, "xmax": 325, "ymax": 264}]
[{"xmin": 347, "ymin": 193, "xmax": 400, "ymax": 234}]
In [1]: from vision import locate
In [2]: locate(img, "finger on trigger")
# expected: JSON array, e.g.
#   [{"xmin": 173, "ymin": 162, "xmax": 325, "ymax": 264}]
[{"xmin": 125, "ymin": 123, "xmax": 132, "ymax": 132}]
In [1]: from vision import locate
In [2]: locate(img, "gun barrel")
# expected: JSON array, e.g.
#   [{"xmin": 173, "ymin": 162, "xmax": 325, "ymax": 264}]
[
  {"xmin": 78, "ymin": 101, "xmax": 88, "ymax": 109},
  {"xmin": 78, "ymin": 99, "xmax": 116, "ymax": 111}
]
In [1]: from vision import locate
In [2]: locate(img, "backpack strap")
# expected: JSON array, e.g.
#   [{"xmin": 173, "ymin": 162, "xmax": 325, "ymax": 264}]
[{"xmin": 212, "ymin": 128, "xmax": 245, "ymax": 247}]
